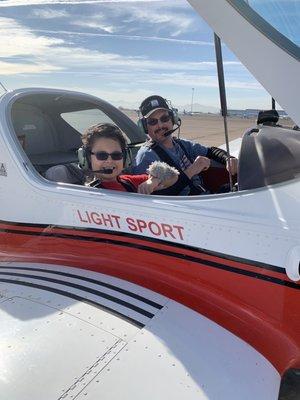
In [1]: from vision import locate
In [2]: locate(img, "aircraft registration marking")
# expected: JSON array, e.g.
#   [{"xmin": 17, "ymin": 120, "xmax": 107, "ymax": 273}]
[
  {"xmin": 0, "ymin": 163, "xmax": 7, "ymax": 177},
  {"xmin": 77, "ymin": 210, "xmax": 185, "ymax": 241}
]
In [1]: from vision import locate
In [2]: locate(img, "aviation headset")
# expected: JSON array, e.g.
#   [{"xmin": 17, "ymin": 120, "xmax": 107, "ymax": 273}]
[
  {"xmin": 138, "ymin": 95, "xmax": 180, "ymax": 136},
  {"xmin": 77, "ymin": 123, "xmax": 130, "ymax": 171}
]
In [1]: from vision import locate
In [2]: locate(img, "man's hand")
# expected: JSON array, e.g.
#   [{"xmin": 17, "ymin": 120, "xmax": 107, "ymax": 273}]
[
  {"xmin": 226, "ymin": 157, "xmax": 238, "ymax": 176},
  {"xmin": 185, "ymin": 156, "xmax": 211, "ymax": 179}
]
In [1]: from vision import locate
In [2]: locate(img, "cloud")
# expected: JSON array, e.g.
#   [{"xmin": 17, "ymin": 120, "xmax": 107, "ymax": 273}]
[
  {"xmin": 96, "ymin": 2, "xmax": 195, "ymax": 37},
  {"xmin": 0, "ymin": 15, "xmax": 251, "ymax": 99},
  {"xmin": 125, "ymin": 6, "xmax": 194, "ymax": 37},
  {"xmin": 35, "ymin": 47, "xmax": 240, "ymax": 73},
  {"xmin": 54, "ymin": 70, "xmax": 262, "ymax": 109},
  {"xmin": 32, "ymin": 8, "xmax": 70, "ymax": 18},
  {"xmin": 0, "ymin": 17, "xmax": 64, "ymax": 58},
  {"xmin": 71, "ymin": 18, "xmax": 116, "ymax": 33},
  {"xmin": 0, "ymin": 61, "xmax": 62, "ymax": 75},
  {"xmin": 0, "ymin": 0, "xmax": 164, "ymax": 6},
  {"xmin": 104, "ymin": 71, "xmax": 262, "ymax": 91},
  {"xmin": 0, "ymin": 16, "xmax": 238, "ymax": 76},
  {"xmin": 30, "ymin": 28, "xmax": 214, "ymax": 46},
  {"xmin": 0, "ymin": 2, "xmax": 267, "ymax": 110},
  {"xmin": 0, "ymin": 1, "xmax": 195, "ymax": 37}
]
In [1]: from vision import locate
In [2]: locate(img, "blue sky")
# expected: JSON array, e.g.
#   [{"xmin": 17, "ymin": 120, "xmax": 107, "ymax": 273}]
[{"xmin": 0, "ymin": 0, "xmax": 299, "ymax": 111}]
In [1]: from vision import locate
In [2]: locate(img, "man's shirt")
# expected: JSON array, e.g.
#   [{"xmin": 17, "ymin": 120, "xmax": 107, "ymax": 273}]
[{"xmin": 134, "ymin": 137, "xmax": 208, "ymax": 195}]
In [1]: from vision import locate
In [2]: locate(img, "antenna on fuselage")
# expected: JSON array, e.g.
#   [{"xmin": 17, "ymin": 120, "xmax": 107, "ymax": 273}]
[
  {"xmin": 213, "ymin": 33, "xmax": 233, "ymax": 191},
  {"xmin": 0, "ymin": 81, "xmax": 8, "ymax": 92}
]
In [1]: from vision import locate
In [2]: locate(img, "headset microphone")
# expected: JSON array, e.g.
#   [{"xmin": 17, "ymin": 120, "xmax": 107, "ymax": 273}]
[
  {"xmin": 90, "ymin": 167, "xmax": 115, "ymax": 174},
  {"xmin": 163, "ymin": 118, "xmax": 181, "ymax": 137},
  {"xmin": 78, "ymin": 165, "xmax": 115, "ymax": 175},
  {"xmin": 98, "ymin": 167, "xmax": 115, "ymax": 174},
  {"xmin": 163, "ymin": 126, "xmax": 178, "ymax": 137}
]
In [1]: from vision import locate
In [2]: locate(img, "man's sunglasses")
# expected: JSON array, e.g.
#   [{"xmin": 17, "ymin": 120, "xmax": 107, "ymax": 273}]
[
  {"xmin": 90, "ymin": 151, "xmax": 124, "ymax": 161},
  {"xmin": 146, "ymin": 114, "xmax": 171, "ymax": 126}
]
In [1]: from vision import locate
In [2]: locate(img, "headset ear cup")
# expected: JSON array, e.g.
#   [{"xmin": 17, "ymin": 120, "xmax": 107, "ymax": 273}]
[
  {"xmin": 121, "ymin": 147, "xmax": 133, "ymax": 172},
  {"xmin": 123, "ymin": 149, "xmax": 127, "ymax": 167},
  {"xmin": 77, "ymin": 147, "xmax": 90, "ymax": 171},
  {"xmin": 138, "ymin": 118, "xmax": 148, "ymax": 135},
  {"xmin": 171, "ymin": 108, "xmax": 179, "ymax": 126},
  {"xmin": 123, "ymin": 147, "xmax": 132, "ymax": 169}
]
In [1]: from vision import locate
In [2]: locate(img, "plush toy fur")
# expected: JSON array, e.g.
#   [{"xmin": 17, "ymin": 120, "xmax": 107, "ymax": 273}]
[{"xmin": 147, "ymin": 161, "xmax": 179, "ymax": 183}]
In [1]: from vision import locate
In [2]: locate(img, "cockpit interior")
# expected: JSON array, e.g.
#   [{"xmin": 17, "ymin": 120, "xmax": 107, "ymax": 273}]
[{"xmin": 10, "ymin": 92, "xmax": 300, "ymax": 193}]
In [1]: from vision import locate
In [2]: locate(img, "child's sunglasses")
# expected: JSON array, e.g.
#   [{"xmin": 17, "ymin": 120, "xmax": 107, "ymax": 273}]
[{"xmin": 90, "ymin": 151, "xmax": 124, "ymax": 161}]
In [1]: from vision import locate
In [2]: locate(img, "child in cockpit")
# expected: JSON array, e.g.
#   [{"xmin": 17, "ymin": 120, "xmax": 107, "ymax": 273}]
[{"xmin": 78, "ymin": 123, "xmax": 182, "ymax": 195}]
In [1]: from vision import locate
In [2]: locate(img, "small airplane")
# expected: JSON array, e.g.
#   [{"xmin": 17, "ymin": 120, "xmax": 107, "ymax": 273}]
[{"xmin": 0, "ymin": 1, "xmax": 299, "ymax": 399}]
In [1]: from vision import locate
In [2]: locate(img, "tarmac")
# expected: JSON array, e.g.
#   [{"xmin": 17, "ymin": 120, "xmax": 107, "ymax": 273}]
[{"xmin": 124, "ymin": 111, "xmax": 258, "ymax": 147}]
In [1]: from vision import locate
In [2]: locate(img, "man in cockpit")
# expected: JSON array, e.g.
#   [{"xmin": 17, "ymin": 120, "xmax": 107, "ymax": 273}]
[{"xmin": 134, "ymin": 95, "xmax": 238, "ymax": 195}]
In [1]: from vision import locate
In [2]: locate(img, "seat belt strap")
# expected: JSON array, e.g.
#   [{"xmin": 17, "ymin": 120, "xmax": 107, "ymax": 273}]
[
  {"xmin": 149, "ymin": 141, "xmax": 205, "ymax": 195},
  {"xmin": 118, "ymin": 178, "xmax": 137, "ymax": 192}
]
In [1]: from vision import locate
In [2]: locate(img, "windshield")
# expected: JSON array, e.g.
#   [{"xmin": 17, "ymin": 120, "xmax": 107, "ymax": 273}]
[
  {"xmin": 244, "ymin": 0, "xmax": 300, "ymax": 46},
  {"xmin": 10, "ymin": 92, "xmax": 144, "ymax": 175},
  {"xmin": 0, "ymin": 83, "xmax": 7, "ymax": 97},
  {"xmin": 61, "ymin": 109, "xmax": 121, "ymax": 136}
]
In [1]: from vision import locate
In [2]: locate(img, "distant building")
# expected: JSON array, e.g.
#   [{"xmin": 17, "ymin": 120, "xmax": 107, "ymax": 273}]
[
  {"xmin": 277, "ymin": 110, "xmax": 288, "ymax": 118},
  {"xmin": 226, "ymin": 109, "xmax": 288, "ymax": 118},
  {"xmin": 245, "ymin": 109, "xmax": 261, "ymax": 118},
  {"xmin": 227, "ymin": 109, "xmax": 245, "ymax": 117}
]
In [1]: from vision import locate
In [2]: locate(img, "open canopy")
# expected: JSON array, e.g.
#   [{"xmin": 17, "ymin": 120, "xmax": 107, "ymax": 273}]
[{"xmin": 188, "ymin": 0, "xmax": 300, "ymax": 127}]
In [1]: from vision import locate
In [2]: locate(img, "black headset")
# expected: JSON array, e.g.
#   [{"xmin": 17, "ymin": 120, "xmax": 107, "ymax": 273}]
[
  {"xmin": 77, "ymin": 145, "xmax": 91, "ymax": 171},
  {"xmin": 138, "ymin": 95, "xmax": 180, "ymax": 136}
]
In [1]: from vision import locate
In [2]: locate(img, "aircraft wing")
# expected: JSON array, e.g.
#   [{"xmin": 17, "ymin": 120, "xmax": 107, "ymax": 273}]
[
  {"xmin": 0, "ymin": 262, "xmax": 280, "ymax": 400},
  {"xmin": 219, "ymin": 137, "xmax": 242, "ymax": 159}
]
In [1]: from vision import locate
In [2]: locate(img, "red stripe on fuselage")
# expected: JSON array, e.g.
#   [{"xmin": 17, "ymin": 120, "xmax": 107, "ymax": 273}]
[
  {"xmin": 0, "ymin": 222, "xmax": 289, "ymax": 281},
  {"xmin": 0, "ymin": 223, "xmax": 299, "ymax": 375}
]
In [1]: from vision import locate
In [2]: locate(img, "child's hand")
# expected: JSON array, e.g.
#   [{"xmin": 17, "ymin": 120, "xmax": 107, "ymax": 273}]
[{"xmin": 137, "ymin": 177, "xmax": 161, "ymax": 194}]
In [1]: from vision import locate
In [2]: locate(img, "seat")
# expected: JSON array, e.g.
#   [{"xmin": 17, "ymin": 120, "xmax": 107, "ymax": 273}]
[
  {"xmin": 12, "ymin": 103, "xmax": 80, "ymax": 173},
  {"xmin": 44, "ymin": 163, "xmax": 85, "ymax": 185},
  {"xmin": 238, "ymin": 126, "xmax": 300, "ymax": 190}
]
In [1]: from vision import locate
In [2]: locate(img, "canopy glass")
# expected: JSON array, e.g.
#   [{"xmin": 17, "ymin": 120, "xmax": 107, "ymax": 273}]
[{"xmin": 245, "ymin": 0, "xmax": 300, "ymax": 46}]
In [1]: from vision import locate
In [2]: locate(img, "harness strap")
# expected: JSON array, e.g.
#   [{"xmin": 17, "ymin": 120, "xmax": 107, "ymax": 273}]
[
  {"xmin": 173, "ymin": 138, "xmax": 194, "ymax": 163},
  {"xmin": 149, "ymin": 141, "xmax": 205, "ymax": 195},
  {"xmin": 118, "ymin": 177, "xmax": 137, "ymax": 192}
]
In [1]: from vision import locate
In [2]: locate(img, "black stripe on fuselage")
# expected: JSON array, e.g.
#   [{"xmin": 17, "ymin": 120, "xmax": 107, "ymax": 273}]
[
  {"xmin": 1, "ymin": 225, "xmax": 299, "ymax": 291},
  {"xmin": 0, "ymin": 265, "xmax": 162, "ymax": 309},
  {"xmin": 0, "ymin": 278, "xmax": 144, "ymax": 328},
  {"xmin": 0, "ymin": 219, "xmax": 285, "ymax": 274},
  {"xmin": 0, "ymin": 271, "xmax": 154, "ymax": 318}
]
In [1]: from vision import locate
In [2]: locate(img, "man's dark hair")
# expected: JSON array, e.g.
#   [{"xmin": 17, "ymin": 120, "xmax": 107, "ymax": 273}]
[{"xmin": 82, "ymin": 123, "xmax": 127, "ymax": 151}]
